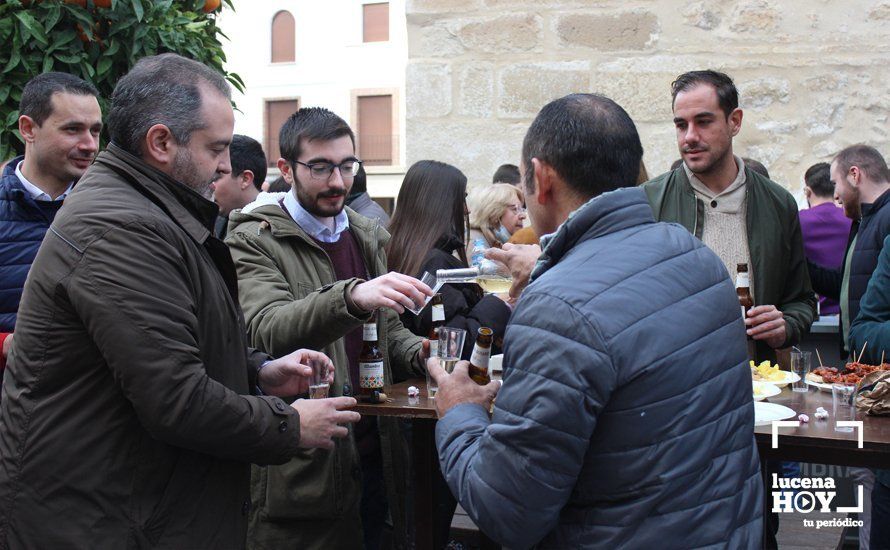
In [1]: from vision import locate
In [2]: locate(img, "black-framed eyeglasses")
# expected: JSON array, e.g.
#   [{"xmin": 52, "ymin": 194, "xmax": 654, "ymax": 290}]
[{"xmin": 293, "ymin": 159, "xmax": 362, "ymax": 180}]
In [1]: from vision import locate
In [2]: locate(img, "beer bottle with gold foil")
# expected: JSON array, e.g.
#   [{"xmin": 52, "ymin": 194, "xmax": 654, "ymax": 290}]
[
  {"xmin": 428, "ymin": 294, "xmax": 445, "ymax": 358},
  {"xmin": 359, "ymin": 314, "xmax": 384, "ymax": 400},
  {"xmin": 736, "ymin": 263, "xmax": 757, "ymax": 359},
  {"xmin": 468, "ymin": 327, "xmax": 493, "ymax": 385}
]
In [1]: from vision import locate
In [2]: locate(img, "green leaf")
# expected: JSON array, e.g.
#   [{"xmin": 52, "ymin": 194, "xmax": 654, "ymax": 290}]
[
  {"xmin": 5, "ymin": 109, "xmax": 18, "ymax": 127},
  {"xmin": 80, "ymin": 61, "xmax": 95, "ymax": 78},
  {"xmin": 44, "ymin": 4, "xmax": 62, "ymax": 33},
  {"xmin": 0, "ymin": 18, "xmax": 13, "ymax": 42},
  {"xmin": 96, "ymin": 57, "xmax": 112, "ymax": 76},
  {"xmin": 131, "ymin": 0, "xmax": 144, "ymax": 22},
  {"xmin": 2, "ymin": 49, "xmax": 20, "ymax": 74},
  {"xmin": 14, "ymin": 12, "xmax": 48, "ymax": 46},
  {"xmin": 42, "ymin": 55, "xmax": 54, "ymax": 74},
  {"xmin": 0, "ymin": 86, "xmax": 9, "ymax": 105},
  {"xmin": 104, "ymin": 39, "xmax": 120, "ymax": 57}
]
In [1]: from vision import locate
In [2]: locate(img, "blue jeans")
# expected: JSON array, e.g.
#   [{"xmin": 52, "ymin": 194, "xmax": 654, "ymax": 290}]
[{"xmin": 872, "ymin": 479, "xmax": 890, "ymax": 550}]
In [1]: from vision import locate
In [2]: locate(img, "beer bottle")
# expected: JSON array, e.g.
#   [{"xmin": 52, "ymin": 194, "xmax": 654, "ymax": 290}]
[
  {"xmin": 428, "ymin": 294, "xmax": 445, "ymax": 358},
  {"xmin": 468, "ymin": 327, "xmax": 493, "ymax": 385},
  {"xmin": 736, "ymin": 263, "xmax": 757, "ymax": 358},
  {"xmin": 359, "ymin": 314, "xmax": 384, "ymax": 400}
]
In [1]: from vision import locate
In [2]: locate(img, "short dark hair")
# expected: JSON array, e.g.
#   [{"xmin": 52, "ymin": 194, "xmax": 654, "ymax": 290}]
[
  {"xmin": 804, "ymin": 162, "xmax": 833, "ymax": 198},
  {"xmin": 351, "ymin": 164, "xmax": 368, "ymax": 193},
  {"xmin": 492, "ymin": 163, "xmax": 520, "ymax": 184},
  {"xmin": 834, "ymin": 144, "xmax": 890, "ymax": 184},
  {"xmin": 19, "ymin": 72, "xmax": 99, "ymax": 126},
  {"xmin": 107, "ymin": 53, "xmax": 231, "ymax": 156},
  {"xmin": 267, "ymin": 175, "xmax": 290, "ymax": 192},
  {"xmin": 521, "ymin": 93, "xmax": 643, "ymax": 199},
  {"xmin": 278, "ymin": 107, "xmax": 355, "ymax": 163},
  {"xmin": 671, "ymin": 70, "xmax": 739, "ymax": 118},
  {"xmin": 742, "ymin": 157, "xmax": 770, "ymax": 179},
  {"xmin": 230, "ymin": 134, "xmax": 267, "ymax": 190}
]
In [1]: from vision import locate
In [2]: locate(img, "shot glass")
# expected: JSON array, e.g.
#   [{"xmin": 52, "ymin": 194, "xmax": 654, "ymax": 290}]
[
  {"xmin": 405, "ymin": 272, "xmax": 444, "ymax": 316},
  {"xmin": 425, "ymin": 356, "xmax": 439, "ymax": 399},
  {"xmin": 438, "ymin": 327, "xmax": 467, "ymax": 374},
  {"xmin": 831, "ymin": 383, "xmax": 856, "ymax": 432},
  {"xmin": 308, "ymin": 358, "xmax": 330, "ymax": 399},
  {"xmin": 790, "ymin": 349, "xmax": 811, "ymax": 393}
]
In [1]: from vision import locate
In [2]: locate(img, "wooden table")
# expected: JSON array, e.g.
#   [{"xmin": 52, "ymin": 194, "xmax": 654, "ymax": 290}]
[
  {"xmin": 754, "ymin": 386, "xmax": 890, "ymax": 468},
  {"xmin": 753, "ymin": 385, "xmax": 890, "ymax": 548},
  {"xmin": 352, "ymin": 378, "xmax": 499, "ymax": 550}
]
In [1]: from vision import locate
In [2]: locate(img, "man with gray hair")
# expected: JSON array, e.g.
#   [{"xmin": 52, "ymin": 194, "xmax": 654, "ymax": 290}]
[{"xmin": 0, "ymin": 54, "xmax": 359, "ymax": 548}]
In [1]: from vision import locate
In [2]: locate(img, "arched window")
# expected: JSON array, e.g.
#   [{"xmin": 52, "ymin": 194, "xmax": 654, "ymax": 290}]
[{"xmin": 271, "ymin": 11, "xmax": 295, "ymax": 63}]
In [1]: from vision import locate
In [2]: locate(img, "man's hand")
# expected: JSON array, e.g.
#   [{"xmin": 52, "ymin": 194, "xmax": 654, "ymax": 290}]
[
  {"xmin": 291, "ymin": 397, "xmax": 360, "ymax": 450},
  {"xmin": 350, "ymin": 272, "xmax": 433, "ymax": 314},
  {"xmin": 428, "ymin": 357, "xmax": 500, "ymax": 417},
  {"xmin": 1, "ymin": 333, "xmax": 11, "ymax": 359},
  {"xmin": 746, "ymin": 305, "xmax": 787, "ymax": 349},
  {"xmin": 258, "ymin": 349, "xmax": 335, "ymax": 397},
  {"xmin": 485, "ymin": 243, "xmax": 542, "ymax": 299}
]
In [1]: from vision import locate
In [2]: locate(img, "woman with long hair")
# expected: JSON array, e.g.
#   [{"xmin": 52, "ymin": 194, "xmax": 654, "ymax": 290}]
[{"xmin": 387, "ymin": 160, "xmax": 511, "ymax": 360}]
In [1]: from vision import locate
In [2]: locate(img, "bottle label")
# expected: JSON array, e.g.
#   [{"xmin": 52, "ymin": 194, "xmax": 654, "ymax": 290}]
[
  {"xmin": 432, "ymin": 304, "xmax": 445, "ymax": 322},
  {"xmin": 363, "ymin": 323, "xmax": 377, "ymax": 341},
  {"xmin": 735, "ymin": 273, "xmax": 750, "ymax": 288},
  {"xmin": 429, "ymin": 340, "xmax": 439, "ymax": 358},
  {"xmin": 359, "ymin": 361, "xmax": 384, "ymax": 389},
  {"xmin": 470, "ymin": 344, "xmax": 491, "ymax": 369}
]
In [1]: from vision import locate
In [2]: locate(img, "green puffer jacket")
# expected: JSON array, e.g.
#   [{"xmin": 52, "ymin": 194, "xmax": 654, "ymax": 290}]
[
  {"xmin": 226, "ymin": 192, "xmax": 424, "ymax": 550},
  {"xmin": 643, "ymin": 167, "xmax": 816, "ymax": 363}
]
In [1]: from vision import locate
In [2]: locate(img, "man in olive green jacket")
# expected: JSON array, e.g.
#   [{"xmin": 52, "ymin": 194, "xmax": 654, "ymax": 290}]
[
  {"xmin": 227, "ymin": 107, "xmax": 429, "ymax": 549},
  {"xmin": 643, "ymin": 70, "xmax": 815, "ymax": 366}
]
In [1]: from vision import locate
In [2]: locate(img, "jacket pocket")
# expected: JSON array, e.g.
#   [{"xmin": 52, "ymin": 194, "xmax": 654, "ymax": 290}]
[
  {"xmin": 140, "ymin": 454, "xmax": 207, "ymax": 545},
  {"xmin": 263, "ymin": 445, "xmax": 350, "ymax": 520}
]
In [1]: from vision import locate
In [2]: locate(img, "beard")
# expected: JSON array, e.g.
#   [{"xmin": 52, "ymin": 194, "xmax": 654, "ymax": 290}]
[
  {"xmin": 172, "ymin": 147, "xmax": 215, "ymax": 199},
  {"xmin": 293, "ymin": 174, "xmax": 349, "ymax": 218}
]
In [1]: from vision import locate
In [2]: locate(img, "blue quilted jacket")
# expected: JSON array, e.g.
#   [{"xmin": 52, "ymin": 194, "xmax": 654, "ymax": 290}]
[
  {"xmin": 0, "ymin": 157, "xmax": 63, "ymax": 331},
  {"xmin": 436, "ymin": 187, "xmax": 763, "ymax": 549}
]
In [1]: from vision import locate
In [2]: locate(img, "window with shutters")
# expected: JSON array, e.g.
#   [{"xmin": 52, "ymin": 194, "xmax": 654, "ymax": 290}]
[
  {"xmin": 271, "ymin": 11, "xmax": 296, "ymax": 63},
  {"xmin": 362, "ymin": 3, "xmax": 389, "ymax": 43},
  {"xmin": 264, "ymin": 99, "xmax": 300, "ymax": 166},
  {"xmin": 356, "ymin": 95, "xmax": 393, "ymax": 166}
]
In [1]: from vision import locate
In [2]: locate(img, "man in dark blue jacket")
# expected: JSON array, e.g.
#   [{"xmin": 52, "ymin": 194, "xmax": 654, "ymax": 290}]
[
  {"xmin": 430, "ymin": 93, "xmax": 762, "ymax": 548},
  {"xmin": 0, "ymin": 72, "xmax": 101, "ymax": 371}
]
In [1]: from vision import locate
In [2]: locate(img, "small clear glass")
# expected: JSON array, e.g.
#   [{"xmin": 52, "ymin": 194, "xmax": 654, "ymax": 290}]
[
  {"xmin": 438, "ymin": 327, "xmax": 467, "ymax": 375},
  {"xmin": 308, "ymin": 358, "xmax": 330, "ymax": 399},
  {"xmin": 405, "ymin": 272, "xmax": 444, "ymax": 316},
  {"xmin": 831, "ymin": 383, "xmax": 856, "ymax": 432},
  {"xmin": 790, "ymin": 349, "xmax": 811, "ymax": 393}
]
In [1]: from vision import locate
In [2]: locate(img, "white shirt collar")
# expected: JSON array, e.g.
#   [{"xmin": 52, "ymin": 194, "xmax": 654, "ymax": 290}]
[
  {"xmin": 15, "ymin": 162, "xmax": 73, "ymax": 202},
  {"xmin": 283, "ymin": 189, "xmax": 349, "ymax": 243}
]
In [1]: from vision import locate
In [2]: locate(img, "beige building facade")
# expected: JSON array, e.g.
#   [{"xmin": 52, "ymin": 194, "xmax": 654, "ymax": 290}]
[{"xmin": 405, "ymin": 0, "xmax": 890, "ymax": 194}]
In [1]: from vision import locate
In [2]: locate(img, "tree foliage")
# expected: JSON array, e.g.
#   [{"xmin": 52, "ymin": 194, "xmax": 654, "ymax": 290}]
[{"xmin": 0, "ymin": 0, "xmax": 241, "ymax": 161}]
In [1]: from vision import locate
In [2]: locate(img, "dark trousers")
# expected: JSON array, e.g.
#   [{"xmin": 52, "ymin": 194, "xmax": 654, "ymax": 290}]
[
  {"xmin": 361, "ymin": 449, "xmax": 388, "ymax": 550},
  {"xmin": 873, "ymin": 479, "xmax": 890, "ymax": 550}
]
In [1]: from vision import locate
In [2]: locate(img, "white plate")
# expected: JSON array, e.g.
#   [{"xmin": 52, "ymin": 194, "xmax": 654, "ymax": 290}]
[
  {"xmin": 752, "ymin": 381, "xmax": 781, "ymax": 401},
  {"xmin": 805, "ymin": 378, "xmax": 834, "ymax": 392},
  {"xmin": 753, "ymin": 371, "xmax": 800, "ymax": 388},
  {"xmin": 754, "ymin": 402, "xmax": 797, "ymax": 426},
  {"xmin": 489, "ymin": 354, "xmax": 503, "ymax": 373}
]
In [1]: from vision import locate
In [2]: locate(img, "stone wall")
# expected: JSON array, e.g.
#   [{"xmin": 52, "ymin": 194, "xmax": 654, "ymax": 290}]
[{"xmin": 405, "ymin": 0, "xmax": 890, "ymax": 195}]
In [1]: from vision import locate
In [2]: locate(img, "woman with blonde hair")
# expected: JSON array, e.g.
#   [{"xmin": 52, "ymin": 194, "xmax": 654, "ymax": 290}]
[{"xmin": 467, "ymin": 183, "xmax": 526, "ymax": 257}]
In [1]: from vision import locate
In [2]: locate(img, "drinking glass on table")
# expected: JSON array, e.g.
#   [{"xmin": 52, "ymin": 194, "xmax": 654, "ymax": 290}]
[
  {"xmin": 308, "ymin": 358, "xmax": 330, "ymax": 399},
  {"xmin": 831, "ymin": 383, "xmax": 856, "ymax": 432},
  {"xmin": 790, "ymin": 349, "xmax": 811, "ymax": 393},
  {"xmin": 426, "ymin": 327, "xmax": 466, "ymax": 398}
]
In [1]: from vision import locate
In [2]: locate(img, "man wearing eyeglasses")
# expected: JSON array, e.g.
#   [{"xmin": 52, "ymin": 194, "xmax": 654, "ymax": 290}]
[{"xmin": 226, "ymin": 107, "xmax": 432, "ymax": 550}]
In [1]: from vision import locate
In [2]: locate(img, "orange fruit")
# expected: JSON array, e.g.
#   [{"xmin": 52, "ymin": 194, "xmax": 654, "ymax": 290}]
[{"xmin": 203, "ymin": 0, "xmax": 221, "ymax": 13}]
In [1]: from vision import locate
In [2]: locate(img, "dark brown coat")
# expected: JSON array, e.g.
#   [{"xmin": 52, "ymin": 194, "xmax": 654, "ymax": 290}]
[{"xmin": 0, "ymin": 144, "xmax": 301, "ymax": 549}]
